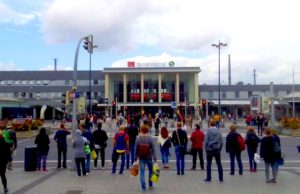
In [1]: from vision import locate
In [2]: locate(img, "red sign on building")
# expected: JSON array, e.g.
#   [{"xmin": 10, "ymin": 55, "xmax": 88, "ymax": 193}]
[{"xmin": 127, "ymin": 61, "xmax": 135, "ymax": 68}]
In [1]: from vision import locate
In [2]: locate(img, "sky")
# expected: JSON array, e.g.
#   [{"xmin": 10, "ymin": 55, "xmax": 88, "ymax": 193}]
[{"xmin": 0, "ymin": 0, "xmax": 300, "ymax": 85}]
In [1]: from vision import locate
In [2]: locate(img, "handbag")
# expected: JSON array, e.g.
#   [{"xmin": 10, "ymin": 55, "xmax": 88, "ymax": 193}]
[
  {"xmin": 91, "ymin": 149, "xmax": 97, "ymax": 160},
  {"xmin": 84, "ymin": 144, "xmax": 91, "ymax": 155}
]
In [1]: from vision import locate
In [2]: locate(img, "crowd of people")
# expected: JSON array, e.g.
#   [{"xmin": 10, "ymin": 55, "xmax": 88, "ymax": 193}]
[{"xmin": 0, "ymin": 112, "xmax": 285, "ymax": 193}]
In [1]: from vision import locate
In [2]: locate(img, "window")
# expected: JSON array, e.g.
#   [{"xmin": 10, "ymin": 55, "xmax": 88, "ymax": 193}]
[
  {"xmin": 222, "ymin": 92, "xmax": 226, "ymax": 98},
  {"xmin": 7, "ymin": 81, "xmax": 12, "ymax": 85},
  {"xmin": 43, "ymin": 80, "xmax": 49, "ymax": 85},
  {"xmin": 36, "ymin": 80, "xmax": 41, "ymax": 85},
  {"xmin": 209, "ymin": 91, "xmax": 213, "ymax": 99},
  {"xmin": 14, "ymin": 80, "xmax": 20, "ymax": 85},
  {"xmin": 65, "ymin": 80, "xmax": 69, "ymax": 85},
  {"xmin": 0, "ymin": 80, "xmax": 5, "ymax": 85},
  {"xmin": 248, "ymin": 91, "xmax": 253, "ymax": 98},
  {"xmin": 235, "ymin": 91, "xmax": 240, "ymax": 98},
  {"xmin": 93, "ymin": 80, "xmax": 99, "ymax": 85},
  {"xmin": 29, "ymin": 80, "xmax": 35, "ymax": 85},
  {"xmin": 21, "ymin": 80, "xmax": 27, "ymax": 85}
]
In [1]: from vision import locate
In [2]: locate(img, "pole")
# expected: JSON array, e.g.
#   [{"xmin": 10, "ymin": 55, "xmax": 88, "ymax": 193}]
[
  {"xmin": 89, "ymin": 52, "xmax": 92, "ymax": 114},
  {"xmin": 184, "ymin": 96, "xmax": 187, "ymax": 119},
  {"xmin": 218, "ymin": 40, "xmax": 221, "ymax": 116},
  {"xmin": 270, "ymin": 82, "xmax": 275, "ymax": 128},
  {"xmin": 293, "ymin": 66, "xmax": 295, "ymax": 117},
  {"xmin": 72, "ymin": 37, "xmax": 85, "ymax": 133}
]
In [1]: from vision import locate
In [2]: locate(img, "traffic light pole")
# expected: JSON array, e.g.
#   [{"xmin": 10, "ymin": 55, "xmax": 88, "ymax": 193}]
[{"xmin": 88, "ymin": 52, "xmax": 92, "ymax": 114}]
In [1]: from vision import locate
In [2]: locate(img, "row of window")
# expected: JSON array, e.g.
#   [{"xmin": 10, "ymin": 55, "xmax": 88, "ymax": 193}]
[
  {"xmin": 207, "ymin": 90, "xmax": 282, "ymax": 99},
  {"xmin": 0, "ymin": 92, "xmax": 101, "ymax": 99},
  {"xmin": 0, "ymin": 80, "xmax": 104, "ymax": 86}
]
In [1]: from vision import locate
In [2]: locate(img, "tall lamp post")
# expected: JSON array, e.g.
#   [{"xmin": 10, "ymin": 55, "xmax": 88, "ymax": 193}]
[{"xmin": 212, "ymin": 40, "xmax": 227, "ymax": 116}]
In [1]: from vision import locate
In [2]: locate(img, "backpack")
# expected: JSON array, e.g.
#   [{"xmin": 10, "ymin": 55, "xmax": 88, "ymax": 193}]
[
  {"xmin": 237, "ymin": 134, "xmax": 245, "ymax": 151},
  {"xmin": 138, "ymin": 137, "xmax": 151, "ymax": 159},
  {"xmin": 115, "ymin": 133, "xmax": 126, "ymax": 151}
]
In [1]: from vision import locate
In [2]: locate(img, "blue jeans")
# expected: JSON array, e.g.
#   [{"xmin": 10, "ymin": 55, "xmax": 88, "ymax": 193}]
[
  {"xmin": 85, "ymin": 154, "xmax": 91, "ymax": 173},
  {"xmin": 139, "ymin": 159, "xmax": 153, "ymax": 191},
  {"xmin": 175, "ymin": 145, "xmax": 185, "ymax": 174},
  {"xmin": 36, "ymin": 151, "xmax": 48, "ymax": 170},
  {"xmin": 206, "ymin": 151, "xmax": 223, "ymax": 181},
  {"xmin": 229, "ymin": 152, "xmax": 243, "ymax": 175},
  {"xmin": 126, "ymin": 144, "xmax": 135, "ymax": 169},
  {"xmin": 112, "ymin": 152, "xmax": 125, "ymax": 174},
  {"xmin": 160, "ymin": 147, "xmax": 169, "ymax": 165},
  {"xmin": 247, "ymin": 149, "xmax": 257, "ymax": 170}
]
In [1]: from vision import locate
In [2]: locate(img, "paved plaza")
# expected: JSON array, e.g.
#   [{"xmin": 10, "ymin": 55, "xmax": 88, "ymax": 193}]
[{"xmin": 6, "ymin": 166, "xmax": 300, "ymax": 194}]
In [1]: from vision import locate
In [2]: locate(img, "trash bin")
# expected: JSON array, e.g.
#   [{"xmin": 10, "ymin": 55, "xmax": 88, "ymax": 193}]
[{"xmin": 24, "ymin": 146, "xmax": 37, "ymax": 171}]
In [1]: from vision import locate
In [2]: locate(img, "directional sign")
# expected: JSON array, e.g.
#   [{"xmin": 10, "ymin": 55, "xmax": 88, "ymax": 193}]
[{"xmin": 171, "ymin": 101, "xmax": 177, "ymax": 108}]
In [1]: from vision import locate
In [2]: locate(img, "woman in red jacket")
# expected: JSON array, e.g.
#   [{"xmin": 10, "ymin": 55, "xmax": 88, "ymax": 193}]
[{"xmin": 190, "ymin": 123, "xmax": 205, "ymax": 170}]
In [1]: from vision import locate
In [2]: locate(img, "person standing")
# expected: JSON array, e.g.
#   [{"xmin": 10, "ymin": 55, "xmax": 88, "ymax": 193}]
[
  {"xmin": 92, "ymin": 122, "xmax": 108, "ymax": 169},
  {"xmin": 6, "ymin": 127, "xmax": 17, "ymax": 171},
  {"xmin": 73, "ymin": 129, "xmax": 88, "ymax": 177},
  {"xmin": 126, "ymin": 120, "xmax": 139, "ymax": 169},
  {"xmin": 171, "ymin": 122, "xmax": 188, "ymax": 175},
  {"xmin": 35, "ymin": 127, "xmax": 50, "ymax": 172},
  {"xmin": 154, "ymin": 114, "xmax": 161, "ymax": 136},
  {"xmin": 226, "ymin": 125, "xmax": 243, "ymax": 175},
  {"xmin": 135, "ymin": 124, "xmax": 157, "ymax": 192},
  {"xmin": 157, "ymin": 127, "xmax": 171, "ymax": 168},
  {"xmin": 190, "ymin": 123, "xmax": 205, "ymax": 170},
  {"xmin": 0, "ymin": 129, "xmax": 11, "ymax": 193},
  {"xmin": 204, "ymin": 120, "xmax": 223, "ymax": 182},
  {"xmin": 245, "ymin": 127, "xmax": 260, "ymax": 172},
  {"xmin": 82, "ymin": 124, "xmax": 93, "ymax": 174},
  {"xmin": 260, "ymin": 128, "xmax": 279, "ymax": 183},
  {"xmin": 112, "ymin": 125, "xmax": 129, "ymax": 174},
  {"xmin": 54, "ymin": 123, "xmax": 71, "ymax": 169}
]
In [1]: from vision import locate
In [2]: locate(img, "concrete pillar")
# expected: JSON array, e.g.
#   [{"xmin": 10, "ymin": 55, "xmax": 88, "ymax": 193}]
[
  {"xmin": 194, "ymin": 73, "xmax": 199, "ymax": 119},
  {"xmin": 123, "ymin": 74, "xmax": 127, "ymax": 103},
  {"xmin": 141, "ymin": 73, "xmax": 144, "ymax": 103},
  {"xmin": 158, "ymin": 73, "xmax": 162, "ymax": 103},
  {"xmin": 105, "ymin": 74, "xmax": 109, "ymax": 116},
  {"xmin": 176, "ymin": 73, "xmax": 179, "ymax": 103}
]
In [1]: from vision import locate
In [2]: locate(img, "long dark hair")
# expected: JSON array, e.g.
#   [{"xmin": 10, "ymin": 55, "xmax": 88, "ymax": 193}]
[
  {"xmin": 39, "ymin": 127, "xmax": 47, "ymax": 135},
  {"xmin": 160, "ymin": 127, "xmax": 169, "ymax": 138}
]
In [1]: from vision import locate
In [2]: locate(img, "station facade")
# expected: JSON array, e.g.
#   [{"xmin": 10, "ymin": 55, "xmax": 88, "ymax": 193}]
[{"xmin": 103, "ymin": 65, "xmax": 201, "ymax": 118}]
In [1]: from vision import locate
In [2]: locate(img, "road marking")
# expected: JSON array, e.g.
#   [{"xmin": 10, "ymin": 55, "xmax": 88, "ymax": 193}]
[{"xmin": 12, "ymin": 160, "xmax": 300, "ymax": 163}]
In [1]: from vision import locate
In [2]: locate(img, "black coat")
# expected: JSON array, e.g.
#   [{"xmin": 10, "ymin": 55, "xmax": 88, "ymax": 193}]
[
  {"xmin": 260, "ymin": 136, "xmax": 276, "ymax": 163},
  {"xmin": 0, "ymin": 137, "xmax": 11, "ymax": 162},
  {"xmin": 245, "ymin": 131, "xmax": 260, "ymax": 152},
  {"xmin": 93, "ymin": 129, "xmax": 108, "ymax": 148},
  {"xmin": 35, "ymin": 134, "xmax": 50, "ymax": 153},
  {"xmin": 226, "ymin": 131, "xmax": 240, "ymax": 153}
]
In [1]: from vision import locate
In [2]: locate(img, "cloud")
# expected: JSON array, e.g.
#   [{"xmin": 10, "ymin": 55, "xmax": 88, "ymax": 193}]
[
  {"xmin": 0, "ymin": 1, "xmax": 36, "ymax": 25},
  {"xmin": 39, "ymin": 65, "xmax": 73, "ymax": 71},
  {"xmin": 110, "ymin": 52, "xmax": 300, "ymax": 85},
  {"xmin": 0, "ymin": 61, "xmax": 23, "ymax": 70}
]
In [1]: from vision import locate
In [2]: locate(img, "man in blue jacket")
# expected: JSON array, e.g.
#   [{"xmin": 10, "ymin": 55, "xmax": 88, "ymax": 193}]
[{"xmin": 204, "ymin": 120, "xmax": 223, "ymax": 182}]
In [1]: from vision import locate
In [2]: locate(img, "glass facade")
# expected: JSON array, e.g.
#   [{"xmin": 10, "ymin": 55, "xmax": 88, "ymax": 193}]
[
  {"xmin": 127, "ymin": 74, "xmax": 141, "ymax": 102},
  {"xmin": 161, "ymin": 73, "xmax": 175, "ymax": 102}
]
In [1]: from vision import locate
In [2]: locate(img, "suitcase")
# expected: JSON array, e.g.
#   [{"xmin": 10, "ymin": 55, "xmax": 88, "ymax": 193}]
[{"xmin": 24, "ymin": 146, "xmax": 37, "ymax": 171}]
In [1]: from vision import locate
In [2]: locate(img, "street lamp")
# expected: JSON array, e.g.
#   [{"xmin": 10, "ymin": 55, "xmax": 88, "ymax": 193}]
[{"xmin": 212, "ymin": 40, "xmax": 227, "ymax": 116}]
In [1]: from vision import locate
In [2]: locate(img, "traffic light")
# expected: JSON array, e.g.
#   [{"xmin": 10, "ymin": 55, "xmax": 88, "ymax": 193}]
[
  {"xmin": 83, "ymin": 35, "xmax": 93, "ymax": 54},
  {"xmin": 62, "ymin": 91, "xmax": 70, "ymax": 106},
  {"xmin": 112, "ymin": 101, "xmax": 116, "ymax": 106}
]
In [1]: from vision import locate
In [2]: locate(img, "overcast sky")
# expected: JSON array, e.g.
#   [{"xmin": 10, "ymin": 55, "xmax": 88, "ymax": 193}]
[{"xmin": 0, "ymin": 0, "xmax": 299, "ymax": 85}]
